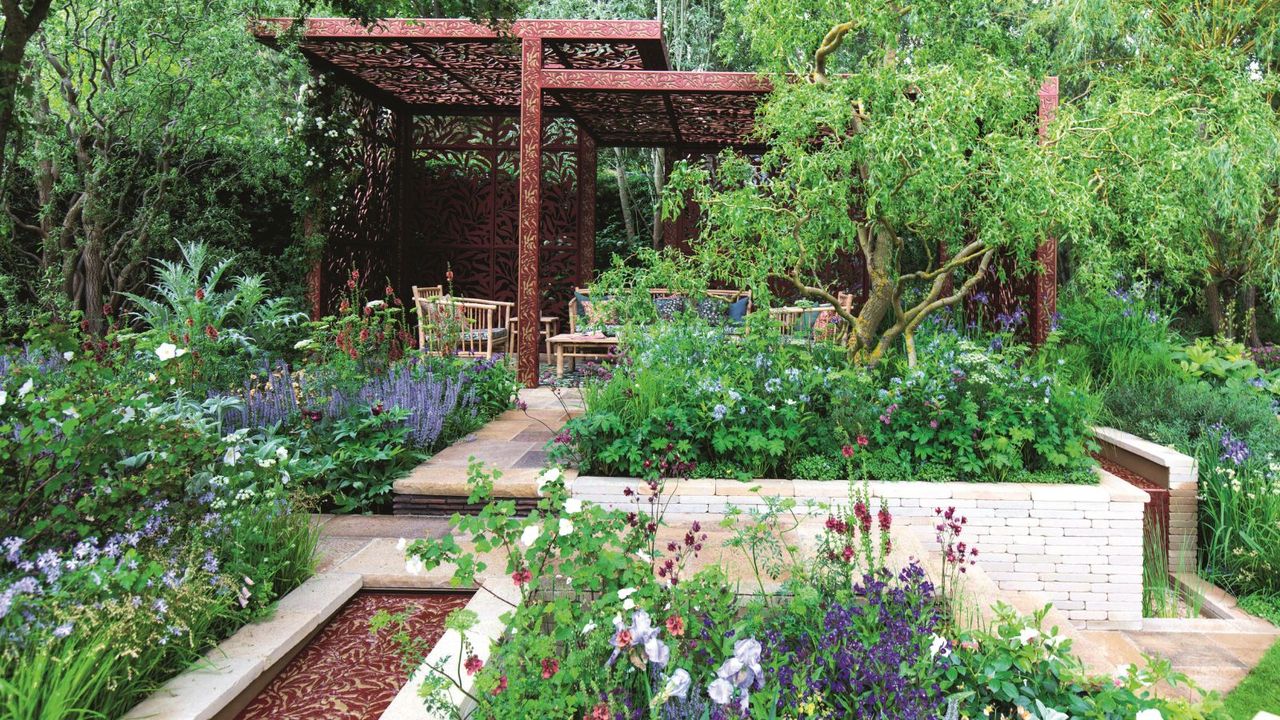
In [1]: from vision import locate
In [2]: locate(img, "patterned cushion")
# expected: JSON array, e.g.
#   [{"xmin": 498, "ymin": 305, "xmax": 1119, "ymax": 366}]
[
  {"xmin": 654, "ymin": 295, "xmax": 687, "ymax": 321},
  {"xmin": 695, "ymin": 298, "xmax": 726, "ymax": 325},
  {"xmin": 461, "ymin": 328, "xmax": 509, "ymax": 343}
]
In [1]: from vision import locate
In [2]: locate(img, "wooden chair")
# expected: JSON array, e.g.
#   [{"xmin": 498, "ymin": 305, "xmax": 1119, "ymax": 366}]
[{"xmin": 416, "ymin": 295, "xmax": 513, "ymax": 359}]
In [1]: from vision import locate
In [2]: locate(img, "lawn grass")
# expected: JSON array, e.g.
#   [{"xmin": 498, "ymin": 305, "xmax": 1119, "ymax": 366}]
[{"xmin": 1226, "ymin": 638, "xmax": 1280, "ymax": 719}]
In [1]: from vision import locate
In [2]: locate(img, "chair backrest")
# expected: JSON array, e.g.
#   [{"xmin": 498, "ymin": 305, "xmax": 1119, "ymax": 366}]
[
  {"xmin": 416, "ymin": 296, "xmax": 504, "ymax": 358},
  {"xmin": 413, "ymin": 285, "xmax": 444, "ymax": 300}
]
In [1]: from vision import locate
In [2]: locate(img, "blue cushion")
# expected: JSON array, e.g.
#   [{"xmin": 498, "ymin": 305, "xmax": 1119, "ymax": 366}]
[{"xmin": 727, "ymin": 296, "xmax": 749, "ymax": 323}]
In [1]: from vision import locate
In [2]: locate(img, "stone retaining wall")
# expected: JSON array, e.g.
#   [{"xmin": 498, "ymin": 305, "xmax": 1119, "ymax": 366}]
[
  {"xmin": 1094, "ymin": 426, "xmax": 1199, "ymax": 568},
  {"xmin": 572, "ymin": 471, "xmax": 1149, "ymax": 630}
]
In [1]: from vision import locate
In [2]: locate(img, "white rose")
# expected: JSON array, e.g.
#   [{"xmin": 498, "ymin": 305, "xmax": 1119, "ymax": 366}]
[
  {"xmin": 154, "ymin": 343, "xmax": 187, "ymax": 361},
  {"xmin": 1018, "ymin": 627, "xmax": 1041, "ymax": 645},
  {"xmin": 618, "ymin": 587, "xmax": 637, "ymax": 600},
  {"xmin": 558, "ymin": 518, "xmax": 574, "ymax": 536},
  {"xmin": 564, "ymin": 497, "xmax": 584, "ymax": 514},
  {"xmin": 535, "ymin": 467, "xmax": 563, "ymax": 496},
  {"xmin": 63, "ymin": 351, "xmax": 74, "ymax": 361}
]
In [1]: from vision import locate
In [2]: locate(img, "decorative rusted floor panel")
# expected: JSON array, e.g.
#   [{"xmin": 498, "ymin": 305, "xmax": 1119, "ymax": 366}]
[{"xmin": 236, "ymin": 591, "xmax": 473, "ymax": 720}]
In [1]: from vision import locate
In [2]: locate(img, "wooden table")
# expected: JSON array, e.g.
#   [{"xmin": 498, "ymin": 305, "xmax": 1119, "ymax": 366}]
[
  {"xmin": 507, "ymin": 315, "xmax": 561, "ymax": 360},
  {"xmin": 548, "ymin": 332, "xmax": 619, "ymax": 377}
]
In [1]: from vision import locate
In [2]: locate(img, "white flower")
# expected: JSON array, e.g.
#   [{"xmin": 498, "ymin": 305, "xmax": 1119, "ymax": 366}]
[
  {"xmin": 558, "ymin": 518, "xmax": 574, "ymax": 536},
  {"xmin": 929, "ymin": 634, "xmax": 950, "ymax": 659},
  {"xmin": 1018, "ymin": 627, "xmax": 1041, "ymax": 645},
  {"xmin": 147, "ymin": 373, "xmax": 157, "ymax": 383},
  {"xmin": 618, "ymin": 587, "xmax": 637, "ymax": 600},
  {"xmin": 62, "ymin": 351, "xmax": 74, "ymax": 361},
  {"xmin": 276, "ymin": 446, "xmax": 289, "ymax": 461},
  {"xmin": 223, "ymin": 447, "xmax": 242, "ymax": 466},
  {"xmin": 0, "ymin": 390, "xmax": 6, "ymax": 407},
  {"xmin": 707, "ymin": 678, "xmax": 734, "ymax": 705},
  {"xmin": 405, "ymin": 556, "xmax": 425, "ymax": 575},
  {"xmin": 637, "ymin": 550, "xmax": 652, "ymax": 564},
  {"xmin": 582, "ymin": 622, "xmax": 597, "ymax": 634},
  {"xmin": 154, "ymin": 343, "xmax": 187, "ymax": 361},
  {"xmin": 623, "ymin": 598, "xmax": 636, "ymax": 610},
  {"xmin": 17, "ymin": 378, "xmax": 33, "ymax": 398},
  {"xmin": 395, "ymin": 538, "xmax": 407, "ymax": 552},
  {"xmin": 564, "ymin": 497, "xmax": 583, "ymax": 514},
  {"xmin": 1034, "ymin": 701, "xmax": 1068, "ymax": 720},
  {"xmin": 520, "ymin": 524, "xmax": 541, "ymax": 547},
  {"xmin": 366, "ymin": 300, "xmax": 385, "ymax": 308},
  {"xmin": 659, "ymin": 668, "xmax": 691, "ymax": 702},
  {"xmin": 293, "ymin": 339, "xmax": 315, "ymax": 350},
  {"xmin": 535, "ymin": 467, "xmax": 562, "ymax": 495},
  {"xmin": 1135, "ymin": 709, "xmax": 1163, "ymax": 720}
]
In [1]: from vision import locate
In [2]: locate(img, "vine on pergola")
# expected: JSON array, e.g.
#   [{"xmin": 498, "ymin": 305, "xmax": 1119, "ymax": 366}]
[{"xmin": 664, "ymin": 14, "xmax": 1080, "ymax": 366}]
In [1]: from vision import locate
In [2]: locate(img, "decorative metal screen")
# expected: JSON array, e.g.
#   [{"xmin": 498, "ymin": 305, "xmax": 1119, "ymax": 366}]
[{"xmin": 405, "ymin": 114, "xmax": 587, "ymax": 318}]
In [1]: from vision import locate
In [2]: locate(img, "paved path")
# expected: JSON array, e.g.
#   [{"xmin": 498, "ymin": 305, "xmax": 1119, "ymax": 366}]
[{"xmin": 391, "ymin": 387, "xmax": 582, "ymax": 499}]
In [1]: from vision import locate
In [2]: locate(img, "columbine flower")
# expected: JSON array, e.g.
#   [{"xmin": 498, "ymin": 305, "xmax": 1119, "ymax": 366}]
[
  {"xmin": 520, "ymin": 524, "xmax": 541, "ymax": 547},
  {"xmin": 929, "ymin": 634, "xmax": 950, "ymax": 658}
]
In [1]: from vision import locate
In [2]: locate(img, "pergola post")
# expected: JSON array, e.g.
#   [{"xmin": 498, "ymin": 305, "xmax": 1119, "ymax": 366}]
[
  {"xmin": 1031, "ymin": 76, "xmax": 1059, "ymax": 346},
  {"xmin": 517, "ymin": 35, "xmax": 544, "ymax": 387},
  {"xmin": 577, "ymin": 131, "xmax": 597, "ymax": 282}
]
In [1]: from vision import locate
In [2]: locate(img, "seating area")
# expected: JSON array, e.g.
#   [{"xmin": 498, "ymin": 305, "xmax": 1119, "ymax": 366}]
[{"xmin": 412, "ymin": 281, "xmax": 869, "ymax": 375}]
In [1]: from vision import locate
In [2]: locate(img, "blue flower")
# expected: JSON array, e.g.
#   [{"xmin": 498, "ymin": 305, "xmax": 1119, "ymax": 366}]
[{"xmin": 712, "ymin": 404, "xmax": 728, "ymax": 421}]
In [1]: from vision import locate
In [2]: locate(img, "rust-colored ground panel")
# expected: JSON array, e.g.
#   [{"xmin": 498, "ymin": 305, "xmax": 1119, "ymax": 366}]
[{"xmin": 236, "ymin": 591, "xmax": 473, "ymax": 720}]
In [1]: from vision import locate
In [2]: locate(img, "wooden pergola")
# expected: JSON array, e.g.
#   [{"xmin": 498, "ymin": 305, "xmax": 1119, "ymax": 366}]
[{"xmin": 256, "ymin": 18, "xmax": 772, "ymax": 386}]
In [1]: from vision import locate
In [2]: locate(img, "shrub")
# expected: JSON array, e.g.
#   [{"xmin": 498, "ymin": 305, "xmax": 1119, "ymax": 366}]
[{"xmin": 561, "ymin": 318, "xmax": 1097, "ymax": 484}]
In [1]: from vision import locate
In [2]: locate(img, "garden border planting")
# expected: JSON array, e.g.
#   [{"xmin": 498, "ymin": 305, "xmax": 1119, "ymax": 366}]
[{"xmin": 572, "ymin": 469, "xmax": 1149, "ymax": 629}]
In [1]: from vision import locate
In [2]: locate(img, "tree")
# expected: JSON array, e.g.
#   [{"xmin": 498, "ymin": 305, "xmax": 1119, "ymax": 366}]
[
  {"xmin": 3, "ymin": 0, "xmax": 310, "ymax": 333},
  {"xmin": 0, "ymin": 0, "xmax": 53, "ymax": 178},
  {"xmin": 664, "ymin": 5, "xmax": 1076, "ymax": 365},
  {"xmin": 1047, "ymin": 0, "xmax": 1280, "ymax": 341}
]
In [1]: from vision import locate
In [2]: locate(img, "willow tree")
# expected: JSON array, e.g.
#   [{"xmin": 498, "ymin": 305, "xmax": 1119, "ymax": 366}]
[
  {"xmin": 664, "ymin": 6, "xmax": 1078, "ymax": 365},
  {"xmin": 1047, "ymin": 0, "xmax": 1280, "ymax": 342}
]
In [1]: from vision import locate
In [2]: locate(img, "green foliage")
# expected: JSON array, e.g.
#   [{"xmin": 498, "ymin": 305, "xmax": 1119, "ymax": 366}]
[
  {"xmin": 295, "ymin": 406, "xmax": 424, "ymax": 513},
  {"xmin": 563, "ymin": 315, "xmax": 1097, "ymax": 483},
  {"xmin": 1172, "ymin": 337, "xmax": 1280, "ymax": 401}
]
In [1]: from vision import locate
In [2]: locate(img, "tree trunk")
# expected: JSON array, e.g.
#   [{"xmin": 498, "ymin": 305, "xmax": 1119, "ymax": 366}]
[
  {"xmin": 651, "ymin": 147, "xmax": 666, "ymax": 249},
  {"xmin": 0, "ymin": 0, "xmax": 53, "ymax": 178},
  {"xmin": 613, "ymin": 147, "xmax": 636, "ymax": 243},
  {"xmin": 1205, "ymin": 278, "xmax": 1225, "ymax": 338},
  {"xmin": 1243, "ymin": 284, "xmax": 1261, "ymax": 347}
]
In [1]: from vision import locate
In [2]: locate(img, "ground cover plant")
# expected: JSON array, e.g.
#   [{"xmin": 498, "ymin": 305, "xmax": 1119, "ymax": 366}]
[{"xmin": 396, "ymin": 460, "xmax": 1222, "ymax": 719}]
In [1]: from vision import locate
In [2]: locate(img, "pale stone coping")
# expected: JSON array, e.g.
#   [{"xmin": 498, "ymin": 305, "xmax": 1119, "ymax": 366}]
[
  {"xmin": 1093, "ymin": 426, "xmax": 1196, "ymax": 472},
  {"xmin": 122, "ymin": 572, "xmax": 362, "ymax": 720},
  {"xmin": 379, "ymin": 577, "xmax": 521, "ymax": 720},
  {"xmin": 1254, "ymin": 712, "xmax": 1280, "ymax": 720},
  {"xmin": 574, "ymin": 470, "xmax": 1148, "ymax": 505}
]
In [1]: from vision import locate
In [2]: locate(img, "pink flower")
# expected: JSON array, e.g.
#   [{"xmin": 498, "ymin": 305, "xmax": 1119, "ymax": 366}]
[
  {"xmin": 541, "ymin": 657, "xmax": 559, "ymax": 678},
  {"xmin": 841, "ymin": 444, "xmax": 855, "ymax": 458},
  {"xmin": 464, "ymin": 655, "xmax": 484, "ymax": 675}
]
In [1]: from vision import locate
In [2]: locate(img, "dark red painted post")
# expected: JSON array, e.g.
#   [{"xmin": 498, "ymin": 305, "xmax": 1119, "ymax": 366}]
[
  {"xmin": 1031, "ymin": 76, "xmax": 1059, "ymax": 346},
  {"xmin": 393, "ymin": 109, "xmax": 413, "ymax": 301},
  {"xmin": 517, "ymin": 35, "xmax": 544, "ymax": 387},
  {"xmin": 577, "ymin": 130, "xmax": 597, "ymax": 283}
]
